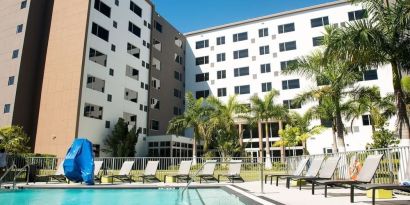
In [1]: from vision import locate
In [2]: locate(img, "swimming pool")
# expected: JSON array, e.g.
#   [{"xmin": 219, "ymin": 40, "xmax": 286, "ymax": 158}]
[{"xmin": 0, "ymin": 187, "xmax": 259, "ymax": 205}]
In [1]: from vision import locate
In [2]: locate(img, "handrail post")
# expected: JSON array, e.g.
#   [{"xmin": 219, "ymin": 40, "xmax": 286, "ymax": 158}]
[{"xmin": 260, "ymin": 162, "xmax": 264, "ymax": 194}]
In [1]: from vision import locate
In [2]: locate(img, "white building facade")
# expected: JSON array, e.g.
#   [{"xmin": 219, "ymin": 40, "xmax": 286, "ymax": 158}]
[{"xmin": 184, "ymin": 1, "xmax": 395, "ymax": 157}]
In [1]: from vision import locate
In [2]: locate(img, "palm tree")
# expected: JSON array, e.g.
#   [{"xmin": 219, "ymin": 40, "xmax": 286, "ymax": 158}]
[
  {"xmin": 283, "ymin": 51, "xmax": 361, "ymax": 152},
  {"xmin": 325, "ymin": 0, "xmax": 410, "ymax": 142},
  {"xmin": 207, "ymin": 95, "xmax": 248, "ymax": 152},
  {"xmin": 286, "ymin": 111, "xmax": 325, "ymax": 155},
  {"xmin": 345, "ymin": 87, "xmax": 396, "ymax": 133},
  {"xmin": 249, "ymin": 90, "xmax": 288, "ymax": 168},
  {"xmin": 167, "ymin": 92, "xmax": 209, "ymax": 164}
]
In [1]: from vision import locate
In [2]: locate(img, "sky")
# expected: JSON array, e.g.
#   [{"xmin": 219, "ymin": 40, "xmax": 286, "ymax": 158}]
[{"xmin": 151, "ymin": 0, "xmax": 337, "ymax": 33}]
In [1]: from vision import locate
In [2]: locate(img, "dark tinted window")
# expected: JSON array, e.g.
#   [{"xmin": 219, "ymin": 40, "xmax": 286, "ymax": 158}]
[
  {"xmin": 311, "ymin": 16, "xmax": 329, "ymax": 28},
  {"xmin": 278, "ymin": 23, "xmax": 295, "ymax": 34},
  {"xmin": 91, "ymin": 22, "xmax": 109, "ymax": 41},
  {"xmin": 94, "ymin": 0, "xmax": 111, "ymax": 18},
  {"xmin": 130, "ymin": 1, "xmax": 142, "ymax": 17}
]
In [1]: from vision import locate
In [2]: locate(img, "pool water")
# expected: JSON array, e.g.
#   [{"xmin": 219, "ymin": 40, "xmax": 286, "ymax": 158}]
[{"xmin": 0, "ymin": 188, "xmax": 249, "ymax": 205}]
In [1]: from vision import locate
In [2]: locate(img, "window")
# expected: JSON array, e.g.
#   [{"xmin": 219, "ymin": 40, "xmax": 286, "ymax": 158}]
[
  {"xmin": 278, "ymin": 23, "xmax": 295, "ymax": 34},
  {"xmin": 125, "ymin": 88, "xmax": 138, "ymax": 103},
  {"xmin": 259, "ymin": 45, "xmax": 270, "ymax": 55},
  {"xmin": 8, "ymin": 76, "xmax": 15, "ymax": 86},
  {"xmin": 152, "ymin": 58, "xmax": 161, "ymax": 70},
  {"xmin": 196, "ymin": 73, "xmax": 209, "ymax": 82},
  {"xmin": 195, "ymin": 90, "xmax": 209, "ymax": 99},
  {"xmin": 84, "ymin": 103, "xmax": 103, "ymax": 120},
  {"xmin": 115, "ymin": 0, "xmax": 119, "ymax": 6},
  {"xmin": 16, "ymin": 24, "xmax": 23, "ymax": 33},
  {"xmin": 174, "ymin": 71, "xmax": 182, "ymax": 81},
  {"xmin": 279, "ymin": 41, "xmax": 297, "ymax": 52},
  {"xmin": 195, "ymin": 40, "xmax": 209, "ymax": 49},
  {"xmin": 123, "ymin": 112, "xmax": 137, "ymax": 125},
  {"xmin": 317, "ymin": 76, "xmax": 330, "ymax": 86},
  {"xmin": 283, "ymin": 100, "xmax": 301, "ymax": 109},
  {"xmin": 174, "ymin": 89, "xmax": 182, "ymax": 98},
  {"xmin": 94, "ymin": 0, "xmax": 111, "ymax": 18},
  {"xmin": 128, "ymin": 22, "xmax": 141, "ymax": 37},
  {"xmin": 361, "ymin": 70, "xmax": 378, "ymax": 81},
  {"xmin": 261, "ymin": 82, "xmax": 272, "ymax": 92},
  {"xmin": 86, "ymin": 75, "xmax": 105, "ymax": 92},
  {"xmin": 154, "ymin": 21, "xmax": 163, "ymax": 32},
  {"xmin": 113, "ymin": 21, "xmax": 117, "ymax": 28},
  {"xmin": 89, "ymin": 48, "xmax": 107, "ymax": 66},
  {"xmin": 12, "ymin": 49, "xmax": 19, "ymax": 59},
  {"xmin": 109, "ymin": 68, "xmax": 114, "ymax": 76},
  {"xmin": 195, "ymin": 56, "xmax": 209, "ymax": 65},
  {"xmin": 233, "ymin": 49, "xmax": 248, "ymax": 59},
  {"xmin": 259, "ymin": 28, "xmax": 268, "ymax": 37},
  {"xmin": 362, "ymin": 115, "xmax": 371, "ymax": 126},
  {"xmin": 217, "ymin": 70, "xmax": 226, "ymax": 79},
  {"xmin": 312, "ymin": 36, "xmax": 324, "ymax": 47},
  {"xmin": 216, "ymin": 53, "xmax": 226, "ymax": 62},
  {"xmin": 130, "ymin": 1, "xmax": 142, "ymax": 17},
  {"xmin": 91, "ymin": 22, "xmax": 109, "ymax": 41},
  {"xmin": 260, "ymin": 64, "xmax": 271, "ymax": 73},
  {"xmin": 127, "ymin": 43, "xmax": 140, "ymax": 58},
  {"xmin": 311, "ymin": 16, "xmax": 329, "ymax": 28},
  {"xmin": 150, "ymin": 98, "xmax": 160, "ymax": 109},
  {"xmin": 175, "ymin": 54, "xmax": 183, "ymax": 64},
  {"xmin": 4, "ymin": 104, "xmax": 11, "ymax": 113},
  {"xmin": 173, "ymin": 107, "xmax": 181, "ymax": 115},
  {"xmin": 111, "ymin": 44, "xmax": 116, "ymax": 51},
  {"xmin": 216, "ymin": 36, "xmax": 225, "ymax": 45},
  {"xmin": 151, "ymin": 77, "xmax": 160, "ymax": 90},
  {"xmin": 20, "ymin": 1, "xmax": 27, "ymax": 9},
  {"xmin": 234, "ymin": 85, "xmax": 250, "ymax": 95},
  {"xmin": 234, "ymin": 67, "xmax": 249, "ymax": 77},
  {"xmin": 105, "ymin": 121, "xmax": 110, "ymax": 128},
  {"xmin": 348, "ymin": 9, "xmax": 367, "ymax": 21},
  {"xmin": 175, "ymin": 37, "xmax": 183, "ymax": 48},
  {"xmin": 282, "ymin": 79, "xmax": 300, "ymax": 90},
  {"xmin": 151, "ymin": 120, "xmax": 159, "ymax": 130},
  {"xmin": 217, "ymin": 88, "xmax": 227, "ymax": 97},
  {"xmin": 280, "ymin": 60, "xmax": 297, "ymax": 71},
  {"xmin": 107, "ymin": 94, "xmax": 112, "ymax": 102},
  {"xmin": 153, "ymin": 39, "xmax": 162, "ymax": 51},
  {"xmin": 233, "ymin": 32, "xmax": 248, "ymax": 42}
]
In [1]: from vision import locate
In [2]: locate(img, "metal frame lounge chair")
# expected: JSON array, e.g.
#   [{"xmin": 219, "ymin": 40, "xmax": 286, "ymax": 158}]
[
  {"xmin": 353, "ymin": 183, "xmax": 410, "ymax": 205},
  {"xmin": 218, "ymin": 160, "xmax": 244, "ymax": 183},
  {"xmin": 108, "ymin": 161, "xmax": 135, "ymax": 184},
  {"xmin": 93, "ymin": 161, "xmax": 104, "ymax": 184},
  {"xmin": 198, "ymin": 160, "xmax": 218, "ymax": 183},
  {"xmin": 163, "ymin": 160, "xmax": 192, "ymax": 183},
  {"xmin": 138, "ymin": 161, "xmax": 160, "ymax": 183},
  {"xmin": 312, "ymin": 154, "xmax": 383, "ymax": 197},
  {"xmin": 287, "ymin": 156, "xmax": 340, "ymax": 191},
  {"xmin": 38, "ymin": 161, "xmax": 68, "ymax": 184},
  {"xmin": 284, "ymin": 157, "xmax": 324, "ymax": 188},
  {"xmin": 265, "ymin": 158, "xmax": 309, "ymax": 186}
]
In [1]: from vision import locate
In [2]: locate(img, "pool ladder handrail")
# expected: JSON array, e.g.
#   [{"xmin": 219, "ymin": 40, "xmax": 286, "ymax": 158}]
[
  {"xmin": 12, "ymin": 163, "xmax": 30, "ymax": 189},
  {"xmin": 0, "ymin": 163, "xmax": 17, "ymax": 189},
  {"xmin": 181, "ymin": 161, "xmax": 211, "ymax": 196}
]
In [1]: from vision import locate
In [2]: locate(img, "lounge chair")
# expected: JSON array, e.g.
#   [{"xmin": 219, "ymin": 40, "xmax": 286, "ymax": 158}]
[
  {"xmin": 163, "ymin": 160, "xmax": 192, "ymax": 183},
  {"xmin": 138, "ymin": 161, "xmax": 160, "ymax": 183},
  {"xmin": 93, "ymin": 161, "xmax": 104, "ymax": 184},
  {"xmin": 265, "ymin": 158, "xmax": 309, "ymax": 186},
  {"xmin": 353, "ymin": 183, "xmax": 410, "ymax": 205},
  {"xmin": 218, "ymin": 160, "xmax": 244, "ymax": 183},
  {"xmin": 284, "ymin": 157, "xmax": 325, "ymax": 188},
  {"xmin": 37, "ymin": 161, "xmax": 67, "ymax": 184},
  {"xmin": 107, "ymin": 161, "xmax": 135, "ymax": 184},
  {"xmin": 198, "ymin": 160, "xmax": 218, "ymax": 183},
  {"xmin": 287, "ymin": 156, "xmax": 340, "ymax": 191},
  {"xmin": 312, "ymin": 154, "xmax": 383, "ymax": 201}
]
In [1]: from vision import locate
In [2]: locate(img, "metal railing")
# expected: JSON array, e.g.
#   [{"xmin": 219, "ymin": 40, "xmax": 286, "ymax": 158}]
[{"xmin": 6, "ymin": 146, "xmax": 410, "ymax": 185}]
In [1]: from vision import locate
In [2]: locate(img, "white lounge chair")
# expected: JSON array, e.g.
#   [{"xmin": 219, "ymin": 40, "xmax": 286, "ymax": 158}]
[
  {"xmin": 218, "ymin": 160, "xmax": 244, "ymax": 183},
  {"xmin": 107, "ymin": 161, "xmax": 135, "ymax": 184},
  {"xmin": 163, "ymin": 160, "xmax": 192, "ymax": 183},
  {"xmin": 138, "ymin": 161, "xmax": 160, "ymax": 183},
  {"xmin": 198, "ymin": 160, "xmax": 218, "ymax": 183}
]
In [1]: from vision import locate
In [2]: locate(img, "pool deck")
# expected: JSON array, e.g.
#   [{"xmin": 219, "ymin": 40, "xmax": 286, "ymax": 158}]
[{"xmin": 8, "ymin": 181, "xmax": 410, "ymax": 205}]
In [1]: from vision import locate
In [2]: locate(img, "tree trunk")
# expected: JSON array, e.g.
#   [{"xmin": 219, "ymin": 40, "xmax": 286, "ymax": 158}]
[
  {"xmin": 302, "ymin": 140, "xmax": 307, "ymax": 155},
  {"xmin": 332, "ymin": 122, "xmax": 338, "ymax": 153},
  {"xmin": 334, "ymin": 99, "xmax": 346, "ymax": 152},
  {"xmin": 265, "ymin": 122, "xmax": 272, "ymax": 169},
  {"xmin": 391, "ymin": 61, "xmax": 410, "ymax": 145},
  {"xmin": 279, "ymin": 121, "xmax": 285, "ymax": 162},
  {"xmin": 192, "ymin": 136, "xmax": 197, "ymax": 165},
  {"xmin": 258, "ymin": 122, "xmax": 263, "ymax": 163}
]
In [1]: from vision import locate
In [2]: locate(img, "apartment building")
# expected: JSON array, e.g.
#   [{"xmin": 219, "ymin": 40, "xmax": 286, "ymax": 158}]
[
  {"xmin": 0, "ymin": 0, "xmax": 53, "ymax": 148},
  {"xmin": 184, "ymin": 0, "xmax": 395, "ymax": 157}
]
